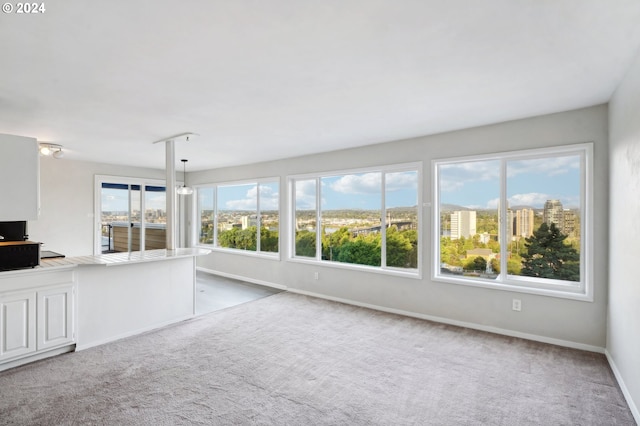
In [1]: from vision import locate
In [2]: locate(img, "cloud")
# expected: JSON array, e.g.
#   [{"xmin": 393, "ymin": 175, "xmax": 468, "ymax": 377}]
[
  {"xmin": 385, "ymin": 171, "xmax": 418, "ymax": 191},
  {"xmin": 224, "ymin": 184, "xmax": 280, "ymax": 210},
  {"xmin": 328, "ymin": 173, "xmax": 381, "ymax": 195},
  {"xmin": 439, "ymin": 160, "xmax": 499, "ymax": 193},
  {"xmin": 295, "ymin": 179, "xmax": 317, "ymax": 210},
  {"xmin": 507, "ymin": 192, "xmax": 550, "ymax": 208},
  {"xmin": 507, "ymin": 155, "xmax": 579, "ymax": 178},
  {"xmin": 504, "ymin": 193, "xmax": 579, "ymax": 209}
]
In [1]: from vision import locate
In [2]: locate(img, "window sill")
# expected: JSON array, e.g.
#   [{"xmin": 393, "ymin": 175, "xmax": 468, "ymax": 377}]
[
  {"xmin": 432, "ymin": 274, "xmax": 593, "ymax": 302},
  {"xmin": 288, "ymin": 256, "xmax": 422, "ymax": 280},
  {"xmin": 195, "ymin": 244, "xmax": 281, "ymax": 261}
]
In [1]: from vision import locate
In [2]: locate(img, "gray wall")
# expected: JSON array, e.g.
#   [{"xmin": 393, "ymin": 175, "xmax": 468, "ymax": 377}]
[
  {"xmin": 608, "ymin": 49, "xmax": 640, "ymax": 419},
  {"xmin": 191, "ymin": 104, "xmax": 609, "ymax": 350}
]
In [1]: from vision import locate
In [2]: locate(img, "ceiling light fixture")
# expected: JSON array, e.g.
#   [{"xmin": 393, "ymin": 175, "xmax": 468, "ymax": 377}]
[
  {"xmin": 177, "ymin": 159, "xmax": 193, "ymax": 195},
  {"xmin": 39, "ymin": 143, "xmax": 64, "ymax": 159}
]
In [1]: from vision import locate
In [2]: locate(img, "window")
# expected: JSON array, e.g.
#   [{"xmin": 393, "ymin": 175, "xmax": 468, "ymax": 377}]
[
  {"xmin": 434, "ymin": 144, "xmax": 592, "ymax": 299},
  {"xmin": 291, "ymin": 163, "xmax": 420, "ymax": 275},
  {"xmin": 94, "ymin": 176, "xmax": 170, "ymax": 255},
  {"xmin": 196, "ymin": 179, "xmax": 279, "ymax": 255}
]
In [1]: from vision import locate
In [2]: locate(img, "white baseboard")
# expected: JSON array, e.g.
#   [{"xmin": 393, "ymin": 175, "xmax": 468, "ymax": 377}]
[
  {"xmin": 0, "ymin": 345, "xmax": 75, "ymax": 372},
  {"xmin": 605, "ymin": 350, "xmax": 640, "ymax": 424},
  {"xmin": 288, "ymin": 288, "xmax": 605, "ymax": 354},
  {"xmin": 196, "ymin": 267, "xmax": 288, "ymax": 291},
  {"xmin": 195, "ymin": 268, "xmax": 605, "ymax": 353}
]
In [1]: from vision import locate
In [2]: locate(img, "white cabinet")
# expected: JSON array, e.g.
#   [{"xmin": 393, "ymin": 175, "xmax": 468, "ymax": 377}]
[
  {"xmin": 0, "ymin": 133, "xmax": 40, "ymax": 221},
  {"xmin": 0, "ymin": 291, "xmax": 36, "ymax": 361},
  {"xmin": 37, "ymin": 284, "xmax": 74, "ymax": 351},
  {"xmin": 0, "ymin": 269, "xmax": 75, "ymax": 368}
]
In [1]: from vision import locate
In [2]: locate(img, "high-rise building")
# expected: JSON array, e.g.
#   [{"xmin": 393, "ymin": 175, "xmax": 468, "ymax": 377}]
[
  {"xmin": 544, "ymin": 199, "xmax": 564, "ymax": 230},
  {"xmin": 450, "ymin": 210, "xmax": 476, "ymax": 240},
  {"xmin": 515, "ymin": 208, "xmax": 535, "ymax": 238},
  {"xmin": 563, "ymin": 209, "xmax": 577, "ymax": 237}
]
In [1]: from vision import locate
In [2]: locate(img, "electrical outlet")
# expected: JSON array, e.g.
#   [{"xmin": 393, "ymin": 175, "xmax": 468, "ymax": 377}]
[
  {"xmin": 314, "ymin": 272, "xmax": 319, "ymax": 280},
  {"xmin": 512, "ymin": 299, "xmax": 522, "ymax": 311}
]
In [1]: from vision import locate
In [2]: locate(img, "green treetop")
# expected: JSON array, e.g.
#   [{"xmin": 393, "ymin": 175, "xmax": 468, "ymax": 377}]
[{"xmin": 520, "ymin": 223, "xmax": 579, "ymax": 282}]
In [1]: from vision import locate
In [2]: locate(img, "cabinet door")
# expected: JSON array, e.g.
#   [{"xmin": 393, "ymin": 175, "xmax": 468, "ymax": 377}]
[
  {"xmin": 0, "ymin": 291, "xmax": 37, "ymax": 361},
  {"xmin": 0, "ymin": 133, "xmax": 39, "ymax": 221},
  {"xmin": 37, "ymin": 285, "xmax": 74, "ymax": 351}
]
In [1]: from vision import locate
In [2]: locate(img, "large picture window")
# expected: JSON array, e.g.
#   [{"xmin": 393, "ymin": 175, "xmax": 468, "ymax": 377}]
[
  {"xmin": 434, "ymin": 144, "xmax": 592, "ymax": 299},
  {"xmin": 291, "ymin": 163, "xmax": 420, "ymax": 275},
  {"xmin": 196, "ymin": 179, "xmax": 279, "ymax": 255}
]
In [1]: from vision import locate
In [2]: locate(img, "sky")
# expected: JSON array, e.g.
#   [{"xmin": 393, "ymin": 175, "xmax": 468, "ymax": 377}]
[
  {"xmin": 439, "ymin": 154, "xmax": 581, "ymax": 209},
  {"xmin": 296, "ymin": 171, "xmax": 419, "ymax": 210},
  {"xmin": 101, "ymin": 186, "xmax": 167, "ymax": 212},
  {"xmin": 101, "ymin": 153, "xmax": 581, "ymax": 214},
  {"xmin": 199, "ymin": 182, "xmax": 280, "ymax": 212}
]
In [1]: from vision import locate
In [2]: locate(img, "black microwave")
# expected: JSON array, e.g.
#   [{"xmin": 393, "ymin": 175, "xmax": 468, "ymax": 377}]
[
  {"xmin": 0, "ymin": 241, "xmax": 40, "ymax": 271},
  {"xmin": 0, "ymin": 221, "xmax": 39, "ymax": 271}
]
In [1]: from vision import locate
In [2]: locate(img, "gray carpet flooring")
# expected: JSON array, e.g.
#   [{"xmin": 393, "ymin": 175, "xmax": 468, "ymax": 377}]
[{"xmin": 0, "ymin": 292, "xmax": 635, "ymax": 425}]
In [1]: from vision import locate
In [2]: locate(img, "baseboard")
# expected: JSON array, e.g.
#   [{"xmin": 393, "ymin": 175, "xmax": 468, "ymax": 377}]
[
  {"xmin": 196, "ymin": 267, "xmax": 288, "ymax": 291},
  {"xmin": 288, "ymin": 288, "xmax": 605, "ymax": 354},
  {"xmin": 605, "ymin": 350, "xmax": 640, "ymax": 424},
  {"xmin": 0, "ymin": 345, "xmax": 75, "ymax": 372},
  {"xmin": 194, "ymin": 268, "xmax": 604, "ymax": 353}
]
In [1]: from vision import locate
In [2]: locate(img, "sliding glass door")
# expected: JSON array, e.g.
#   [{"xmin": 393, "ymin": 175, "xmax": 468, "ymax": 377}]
[{"xmin": 96, "ymin": 177, "xmax": 168, "ymax": 254}]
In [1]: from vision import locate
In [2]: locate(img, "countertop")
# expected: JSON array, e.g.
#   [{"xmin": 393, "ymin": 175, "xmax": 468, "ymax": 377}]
[{"xmin": 1, "ymin": 248, "xmax": 211, "ymax": 276}]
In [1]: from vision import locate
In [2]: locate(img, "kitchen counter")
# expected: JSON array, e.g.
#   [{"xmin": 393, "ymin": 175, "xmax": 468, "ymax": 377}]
[
  {"xmin": 1, "ymin": 247, "xmax": 212, "ymax": 367},
  {"xmin": 1, "ymin": 248, "xmax": 210, "ymax": 275}
]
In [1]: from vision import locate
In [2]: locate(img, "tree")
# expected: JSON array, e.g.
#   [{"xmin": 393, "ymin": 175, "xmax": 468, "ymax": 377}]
[
  {"xmin": 336, "ymin": 236, "xmax": 381, "ymax": 266},
  {"xmin": 260, "ymin": 227, "xmax": 278, "ymax": 252},
  {"xmin": 295, "ymin": 230, "xmax": 316, "ymax": 257},
  {"xmin": 520, "ymin": 223, "xmax": 579, "ymax": 281},
  {"xmin": 464, "ymin": 256, "xmax": 486, "ymax": 271},
  {"xmin": 386, "ymin": 226, "xmax": 413, "ymax": 268}
]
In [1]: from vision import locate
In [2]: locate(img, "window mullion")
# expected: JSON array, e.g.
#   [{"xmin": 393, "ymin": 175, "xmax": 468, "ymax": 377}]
[
  {"xmin": 213, "ymin": 186, "xmax": 218, "ymax": 247},
  {"xmin": 499, "ymin": 159, "xmax": 508, "ymax": 282},
  {"xmin": 381, "ymin": 172, "xmax": 387, "ymax": 268},
  {"xmin": 316, "ymin": 177, "xmax": 322, "ymax": 261},
  {"xmin": 256, "ymin": 183, "xmax": 261, "ymax": 252}
]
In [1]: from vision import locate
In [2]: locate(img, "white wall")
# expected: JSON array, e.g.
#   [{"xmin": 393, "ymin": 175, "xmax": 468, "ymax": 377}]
[
  {"xmin": 607, "ymin": 50, "xmax": 640, "ymax": 421},
  {"xmin": 28, "ymin": 159, "xmax": 168, "ymax": 256},
  {"xmin": 191, "ymin": 105, "xmax": 609, "ymax": 350}
]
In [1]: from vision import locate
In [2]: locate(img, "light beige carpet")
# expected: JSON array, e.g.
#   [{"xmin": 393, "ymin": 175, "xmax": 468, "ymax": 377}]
[{"xmin": 0, "ymin": 292, "xmax": 635, "ymax": 425}]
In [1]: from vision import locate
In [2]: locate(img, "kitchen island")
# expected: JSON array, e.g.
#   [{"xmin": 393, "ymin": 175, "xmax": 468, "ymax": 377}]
[{"xmin": 0, "ymin": 248, "xmax": 210, "ymax": 370}]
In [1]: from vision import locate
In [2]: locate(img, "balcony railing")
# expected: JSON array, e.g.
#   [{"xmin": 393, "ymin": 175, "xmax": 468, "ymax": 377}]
[{"xmin": 101, "ymin": 222, "xmax": 167, "ymax": 253}]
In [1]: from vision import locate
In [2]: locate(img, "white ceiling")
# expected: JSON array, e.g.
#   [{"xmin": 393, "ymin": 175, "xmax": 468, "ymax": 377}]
[{"xmin": 2, "ymin": 0, "xmax": 640, "ymax": 171}]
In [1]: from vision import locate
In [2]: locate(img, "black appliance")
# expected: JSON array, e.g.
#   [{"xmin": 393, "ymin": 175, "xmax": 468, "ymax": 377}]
[{"xmin": 0, "ymin": 221, "xmax": 40, "ymax": 271}]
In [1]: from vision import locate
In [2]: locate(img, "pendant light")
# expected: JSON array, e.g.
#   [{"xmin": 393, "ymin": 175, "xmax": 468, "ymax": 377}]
[{"xmin": 177, "ymin": 159, "xmax": 194, "ymax": 195}]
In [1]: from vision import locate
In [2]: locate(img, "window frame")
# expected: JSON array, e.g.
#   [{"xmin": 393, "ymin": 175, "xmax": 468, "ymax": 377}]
[
  {"xmin": 94, "ymin": 175, "xmax": 178, "ymax": 255},
  {"xmin": 194, "ymin": 177, "xmax": 281, "ymax": 259},
  {"xmin": 432, "ymin": 143, "xmax": 594, "ymax": 301},
  {"xmin": 288, "ymin": 162, "xmax": 422, "ymax": 279}
]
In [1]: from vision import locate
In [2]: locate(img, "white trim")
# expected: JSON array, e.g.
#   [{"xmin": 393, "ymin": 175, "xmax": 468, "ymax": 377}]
[
  {"xmin": 605, "ymin": 350, "xmax": 640, "ymax": 425},
  {"xmin": 432, "ymin": 143, "xmax": 593, "ymax": 301},
  {"xmin": 0, "ymin": 345, "xmax": 75, "ymax": 372},
  {"xmin": 196, "ymin": 267, "xmax": 287, "ymax": 291},
  {"xmin": 288, "ymin": 162, "xmax": 422, "ymax": 277},
  {"xmin": 288, "ymin": 288, "xmax": 605, "ymax": 353},
  {"xmin": 193, "ymin": 178, "xmax": 281, "ymax": 257},
  {"xmin": 93, "ymin": 175, "xmax": 180, "ymax": 255},
  {"xmin": 195, "ymin": 244, "xmax": 280, "ymax": 260},
  {"xmin": 286, "ymin": 255, "xmax": 422, "ymax": 279}
]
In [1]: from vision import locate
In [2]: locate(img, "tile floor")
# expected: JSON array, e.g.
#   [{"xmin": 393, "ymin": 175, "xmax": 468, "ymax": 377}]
[{"xmin": 195, "ymin": 270, "xmax": 283, "ymax": 315}]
